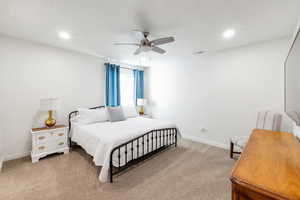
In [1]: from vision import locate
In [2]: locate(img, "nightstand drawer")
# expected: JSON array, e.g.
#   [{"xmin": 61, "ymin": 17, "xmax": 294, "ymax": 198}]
[
  {"xmin": 35, "ymin": 130, "xmax": 66, "ymax": 144},
  {"xmin": 36, "ymin": 140, "xmax": 67, "ymax": 154}
]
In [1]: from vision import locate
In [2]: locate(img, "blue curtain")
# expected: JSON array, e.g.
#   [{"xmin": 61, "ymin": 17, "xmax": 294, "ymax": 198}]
[
  {"xmin": 105, "ymin": 63, "xmax": 120, "ymax": 106},
  {"xmin": 133, "ymin": 69, "xmax": 144, "ymax": 104}
]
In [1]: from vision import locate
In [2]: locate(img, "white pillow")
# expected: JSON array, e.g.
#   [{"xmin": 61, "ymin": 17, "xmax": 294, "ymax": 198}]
[
  {"xmin": 123, "ymin": 106, "xmax": 139, "ymax": 118},
  {"xmin": 78, "ymin": 108, "xmax": 108, "ymax": 124},
  {"xmin": 106, "ymin": 106, "xmax": 126, "ymax": 122}
]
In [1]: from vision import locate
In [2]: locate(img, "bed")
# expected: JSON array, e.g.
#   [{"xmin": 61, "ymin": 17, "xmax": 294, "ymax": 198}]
[{"xmin": 68, "ymin": 106, "xmax": 178, "ymax": 183}]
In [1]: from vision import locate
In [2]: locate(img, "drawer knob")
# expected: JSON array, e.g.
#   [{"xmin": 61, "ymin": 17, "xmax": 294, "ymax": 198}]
[
  {"xmin": 38, "ymin": 146, "xmax": 45, "ymax": 150},
  {"xmin": 58, "ymin": 142, "xmax": 64, "ymax": 146},
  {"xmin": 38, "ymin": 136, "xmax": 45, "ymax": 140},
  {"xmin": 58, "ymin": 133, "xmax": 64, "ymax": 136}
]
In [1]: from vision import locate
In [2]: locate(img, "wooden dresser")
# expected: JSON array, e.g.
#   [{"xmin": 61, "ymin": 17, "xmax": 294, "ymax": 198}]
[{"xmin": 230, "ymin": 129, "xmax": 300, "ymax": 200}]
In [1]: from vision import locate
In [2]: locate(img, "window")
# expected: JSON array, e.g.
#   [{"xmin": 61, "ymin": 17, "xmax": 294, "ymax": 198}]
[{"xmin": 120, "ymin": 68, "xmax": 135, "ymax": 106}]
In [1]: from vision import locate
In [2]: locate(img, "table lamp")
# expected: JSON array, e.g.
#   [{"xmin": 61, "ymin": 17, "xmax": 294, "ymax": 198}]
[
  {"xmin": 137, "ymin": 98, "xmax": 147, "ymax": 115},
  {"xmin": 40, "ymin": 98, "xmax": 59, "ymax": 127}
]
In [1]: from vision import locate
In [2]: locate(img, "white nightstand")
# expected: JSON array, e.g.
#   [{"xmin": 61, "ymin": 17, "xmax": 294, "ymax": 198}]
[{"xmin": 31, "ymin": 125, "xmax": 69, "ymax": 163}]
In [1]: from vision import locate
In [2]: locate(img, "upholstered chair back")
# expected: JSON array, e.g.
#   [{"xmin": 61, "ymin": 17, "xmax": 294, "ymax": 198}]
[{"xmin": 256, "ymin": 111, "xmax": 282, "ymax": 132}]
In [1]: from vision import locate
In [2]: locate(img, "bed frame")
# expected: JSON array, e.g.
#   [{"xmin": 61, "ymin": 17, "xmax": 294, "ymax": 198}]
[{"xmin": 68, "ymin": 106, "xmax": 178, "ymax": 183}]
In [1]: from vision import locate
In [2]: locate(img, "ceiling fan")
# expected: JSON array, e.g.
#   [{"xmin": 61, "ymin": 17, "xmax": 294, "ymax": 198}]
[{"xmin": 114, "ymin": 31, "xmax": 175, "ymax": 55}]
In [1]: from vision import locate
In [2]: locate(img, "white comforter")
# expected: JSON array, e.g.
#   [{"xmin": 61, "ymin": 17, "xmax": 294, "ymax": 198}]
[{"xmin": 71, "ymin": 117, "xmax": 177, "ymax": 182}]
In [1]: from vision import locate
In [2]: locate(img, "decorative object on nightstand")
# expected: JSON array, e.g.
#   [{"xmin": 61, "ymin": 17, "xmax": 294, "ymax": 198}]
[
  {"xmin": 40, "ymin": 98, "xmax": 60, "ymax": 127},
  {"xmin": 31, "ymin": 125, "xmax": 69, "ymax": 163},
  {"xmin": 140, "ymin": 114, "xmax": 152, "ymax": 118},
  {"xmin": 137, "ymin": 98, "xmax": 147, "ymax": 115}
]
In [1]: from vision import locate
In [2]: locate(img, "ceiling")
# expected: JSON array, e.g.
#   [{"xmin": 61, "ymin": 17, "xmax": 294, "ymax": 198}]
[{"xmin": 0, "ymin": 0, "xmax": 299, "ymax": 66}]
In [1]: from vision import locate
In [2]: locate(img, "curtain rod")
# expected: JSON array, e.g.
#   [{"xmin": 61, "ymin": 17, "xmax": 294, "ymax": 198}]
[
  {"xmin": 103, "ymin": 57, "xmax": 145, "ymax": 70},
  {"xmin": 107, "ymin": 63, "xmax": 143, "ymax": 71},
  {"xmin": 120, "ymin": 66, "xmax": 135, "ymax": 70}
]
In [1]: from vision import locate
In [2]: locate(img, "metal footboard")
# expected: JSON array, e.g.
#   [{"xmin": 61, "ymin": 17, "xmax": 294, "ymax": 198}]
[{"xmin": 109, "ymin": 128, "xmax": 178, "ymax": 183}]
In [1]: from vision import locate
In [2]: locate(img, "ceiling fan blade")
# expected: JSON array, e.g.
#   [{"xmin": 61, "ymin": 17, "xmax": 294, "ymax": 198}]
[
  {"xmin": 152, "ymin": 46, "xmax": 166, "ymax": 54},
  {"xmin": 114, "ymin": 43, "xmax": 139, "ymax": 46},
  {"xmin": 134, "ymin": 48, "xmax": 142, "ymax": 55},
  {"xmin": 150, "ymin": 37, "xmax": 175, "ymax": 46}
]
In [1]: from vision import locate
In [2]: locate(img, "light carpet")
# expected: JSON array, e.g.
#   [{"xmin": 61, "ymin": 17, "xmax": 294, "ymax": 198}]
[{"xmin": 0, "ymin": 139, "xmax": 235, "ymax": 200}]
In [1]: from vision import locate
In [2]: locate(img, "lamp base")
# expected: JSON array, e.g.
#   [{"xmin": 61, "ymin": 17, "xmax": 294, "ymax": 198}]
[
  {"xmin": 139, "ymin": 107, "xmax": 144, "ymax": 115},
  {"xmin": 45, "ymin": 110, "xmax": 56, "ymax": 127}
]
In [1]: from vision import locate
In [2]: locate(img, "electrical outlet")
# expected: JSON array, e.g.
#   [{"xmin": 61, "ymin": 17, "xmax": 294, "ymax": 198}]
[{"xmin": 201, "ymin": 128, "xmax": 208, "ymax": 132}]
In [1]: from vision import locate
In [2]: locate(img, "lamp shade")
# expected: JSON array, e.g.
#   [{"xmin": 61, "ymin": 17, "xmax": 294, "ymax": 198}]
[
  {"xmin": 40, "ymin": 98, "xmax": 60, "ymax": 111},
  {"xmin": 137, "ymin": 98, "xmax": 147, "ymax": 106}
]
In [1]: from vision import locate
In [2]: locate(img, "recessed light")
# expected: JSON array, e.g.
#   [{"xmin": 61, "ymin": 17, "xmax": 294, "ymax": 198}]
[
  {"xmin": 223, "ymin": 29, "xmax": 235, "ymax": 39},
  {"xmin": 58, "ymin": 31, "xmax": 71, "ymax": 40}
]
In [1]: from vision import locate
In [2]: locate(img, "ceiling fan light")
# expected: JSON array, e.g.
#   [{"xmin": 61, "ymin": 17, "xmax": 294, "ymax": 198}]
[
  {"xmin": 140, "ymin": 56, "xmax": 151, "ymax": 66},
  {"xmin": 140, "ymin": 56, "xmax": 147, "ymax": 62},
  {"xmin": 141, "ymin": 46, "xmax": 152, "ymax": 52}
]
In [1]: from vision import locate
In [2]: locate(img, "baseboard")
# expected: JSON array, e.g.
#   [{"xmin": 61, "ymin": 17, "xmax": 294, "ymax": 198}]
[
  {"xmin": 4, "ymin": 151, "xmax": 31, "ymax": 161},
  {"xmin": 182, "ymin": 135, "xmax": 229, "ymax": 150}
]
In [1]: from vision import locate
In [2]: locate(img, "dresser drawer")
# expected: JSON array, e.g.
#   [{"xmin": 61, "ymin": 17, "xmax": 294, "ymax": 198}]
[
  {"xmin": 35, "ymin": 129, "xmax": 66, "ymax": 144},
  {"xmin": 36, "ymin": 140, "xmax": 67, "ymax": 154}
]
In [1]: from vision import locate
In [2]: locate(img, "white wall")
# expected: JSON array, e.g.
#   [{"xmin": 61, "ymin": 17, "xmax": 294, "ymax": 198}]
[
  {"xmin": 147, "ymin": 38, "xmax": 290, "ymax": 149},
  {"xmin": 0, "ymin": 35, "xmax": 105, "ymax": 160}
]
